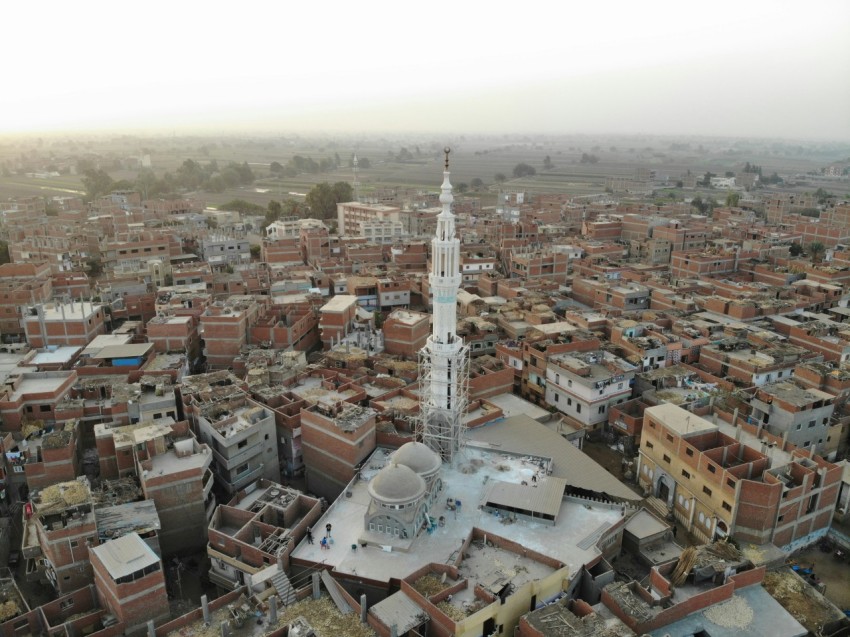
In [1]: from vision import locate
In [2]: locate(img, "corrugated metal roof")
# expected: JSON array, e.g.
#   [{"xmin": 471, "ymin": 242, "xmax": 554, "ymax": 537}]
[
  {"xmin": 370, "ymin": 591, "xmax": 428, "ymax": 634},
  {"xmin": 484, "ymin": 476, "xmax": 567, "ymax": 518},
  {"xmin": 91, "ymin": 532, "xmax": 159, "ymax": 580},
  {"xmin": 467, "ymin": 415, "xmax": 642, "ymax": 502}
]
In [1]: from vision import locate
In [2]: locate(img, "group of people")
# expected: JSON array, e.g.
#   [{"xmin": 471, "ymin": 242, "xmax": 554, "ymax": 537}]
[{"xmin": 305, "ymin": 523, "xmax": 333, "ymax": 549}]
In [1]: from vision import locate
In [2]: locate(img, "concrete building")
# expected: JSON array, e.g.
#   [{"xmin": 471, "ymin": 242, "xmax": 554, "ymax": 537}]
[
  {"xmin": 748, "ymin": 381, "xmax": 835, "ymax": 453},
  {"xmin": 545, "ymin": 350, "xmax": 637, "ymax": 429},
  {"xmin": 637, "ymin": 403, "xmax": 841, "ymax": 547},
  {"xmin": 336, "ymin": 202, "xmax": 401, "ymax": 237},
  {"xmin": 196, "ymin": 397, "xmax": 279, "ymax": 496},
  {"xmin": 199, "ymin": 236, "xmax": 251, "ymax": 267},
  {"xmin": 290, "ymin": 415, "xmax": 640, "ymax": 636}
]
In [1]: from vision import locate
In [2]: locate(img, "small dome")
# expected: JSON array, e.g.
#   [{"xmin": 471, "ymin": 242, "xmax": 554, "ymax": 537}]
[
  {"xmin": 393, "ymin": 442, "xmax": 441, "ymax": 477},
  {"xmin": 368, "ymin": 463, "xmax": 426, "ymax": 504}
]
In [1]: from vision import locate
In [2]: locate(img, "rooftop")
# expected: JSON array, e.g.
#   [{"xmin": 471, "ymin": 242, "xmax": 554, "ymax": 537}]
[
  {"xmin": 91, "ymin": 532, "xmax": 160, "ymax": 580},
  {"xmin": 645, "ymin": 403, "xmax": 717, "ymax": 437},
  {"xmin": 292, "ymin": 416, "xmax": 638, "ymax": 583},
  {"xmin": 755, "ymin": 381, "xmax": 834, "ymax": 407},
  {"xmin": 322, "ymin": 294, "xmax": 358, "ymax": 312}
]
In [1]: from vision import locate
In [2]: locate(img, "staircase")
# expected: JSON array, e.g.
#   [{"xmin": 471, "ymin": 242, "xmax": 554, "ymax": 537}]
[
  {"xmin": 645, "ymin": 496, "xmax": 673, "ymax": 520},
  {"xmin": 270, "ymin": 570, "xmax": 297, "ymax": 606}
]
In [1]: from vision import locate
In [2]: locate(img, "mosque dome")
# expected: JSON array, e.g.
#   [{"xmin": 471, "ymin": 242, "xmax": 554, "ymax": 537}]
[
  {"xmin": 392, "ymin": 442, "xmax": 442, "ymax": 478},
  {"xmin": 368, "ymin": 462, "xmax": 426, "ymax": 505}
]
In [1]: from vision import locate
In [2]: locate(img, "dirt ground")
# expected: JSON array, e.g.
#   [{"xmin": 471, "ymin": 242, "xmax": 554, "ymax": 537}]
[{"xmin": 789, "ymin": 546, "xmax": 850, "ymax": 611}]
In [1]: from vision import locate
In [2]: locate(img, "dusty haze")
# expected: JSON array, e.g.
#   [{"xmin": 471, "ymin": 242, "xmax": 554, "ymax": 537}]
[{"xmin": 3, "ymin": 0, "xmax": 849, "ymax": 139}]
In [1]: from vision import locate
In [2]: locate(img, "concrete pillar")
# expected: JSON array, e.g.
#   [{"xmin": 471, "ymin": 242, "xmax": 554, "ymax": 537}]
[
  {"xmin": 360, "ymin": 594, "xmax": 367, "ymax": 623},
  {"xmin": 269, "ymin": 596, "xmax": 278, "ymax": 624},
  {"xmin": 390, "ymin": 624, "xmax": 398, "ymax": 637},
  {"xmin": 147, "ymin": 620, "xmax": 155, "ymax": 637},
  {"xmin": 312, "ymin": 572, "xmax": 321, "ymax": 600},
  {"xmin": 201, "ymin": 595, "xmax": 210, "ymax": 624}
]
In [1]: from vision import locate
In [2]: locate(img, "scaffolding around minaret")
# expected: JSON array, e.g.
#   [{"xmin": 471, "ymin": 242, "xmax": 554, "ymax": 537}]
[
  {"xmin": 416, "ymin": 147, "xmax": 470, "ymax": 466},
  {"xmin": 417, "ymin": 339, "xmax": 470, "ymax": 464}
]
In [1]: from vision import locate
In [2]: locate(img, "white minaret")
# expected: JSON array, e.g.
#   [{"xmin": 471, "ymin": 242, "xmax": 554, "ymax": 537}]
[{"xmin": 418, "ymin": 148, "xmax": 469, "ymax": 465}]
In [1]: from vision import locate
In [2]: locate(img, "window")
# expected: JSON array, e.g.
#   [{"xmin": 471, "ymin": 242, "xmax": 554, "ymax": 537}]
[
  {"xmin": 686, "ymin": 448, "xmax": 694, "ymax": 457},
  {"xmin": 708, "ymin": 464, "xmax": 716, "ymax": 474},
  {"xmin": 568, "ymin": 379, "xmax": 572, "ymax": 387},
  {"xmin": 554, "ymin": 394, "xmax": 559, "ymax": 403},
  {"xmin": 722, "ymin": 501, "xmax": 732, "ymax": 512},
  {"xmin": 567, "ymin": 398, "xmax": 572, "ymax": 406},
  {"xmin": 598, "ymin": 405, "xmax": 605, "ymax": 414},
  {"xmin": 60, "ymin": 599, "xmax": 74, "ymax": 610},
  {"xmin": 646, "ymin": 441, "xmax": 654, "ymax": 449},
  {"xmin": 236, "ymin": 463, "xmax": 249, "ymax": 475},
  {"xmin": 39, "ymin": 404, "xmax": 51, "ymax": 412},
  {"xmin": 576, "ymin": 404, "xmax": 581, "ymax": 414},
  {"xmin": 238, "ymin": 440, "xmax": 248, "ymax": 449},
  {"xmin": 663, "ymin": 454, "xmax": 671, "ymax": 463},
  {"xmin": 808, "ymin": 420, "xmax": 815, "ymax": 428},
  {"xmin": 703, "ymin": 486, "xmax": 712, "ymax": 496},
  {"xmin": 666, "ymin": 433, "xmax": 674, "ymax": 442},
  {"xmin": 70, "ymin": 540, "xmax": 79, "ymax": 548},
  {"xmin": 726, "ymin": 478, "xmax": 736, "ymax": 488},
  {"xmin": 682, "ymin": 469, "xmax": 690, "ymax": 479}
]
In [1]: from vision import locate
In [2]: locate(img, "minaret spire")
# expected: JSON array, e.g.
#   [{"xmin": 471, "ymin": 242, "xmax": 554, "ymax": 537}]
[{"xmin": 418, "ymin": 146, "xmax": 469, "ymax": 466}]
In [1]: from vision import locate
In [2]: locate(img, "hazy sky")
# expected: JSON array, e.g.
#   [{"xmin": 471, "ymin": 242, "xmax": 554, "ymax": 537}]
[{"xmin": 4, "ymin": 0, "xmax": 849, "ymax": 139}]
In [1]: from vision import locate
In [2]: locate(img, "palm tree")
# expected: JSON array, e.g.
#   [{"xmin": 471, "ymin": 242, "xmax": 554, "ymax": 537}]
[{"xmin": 808, "ymin": 241, "xmax": 826, "ymax": 264}]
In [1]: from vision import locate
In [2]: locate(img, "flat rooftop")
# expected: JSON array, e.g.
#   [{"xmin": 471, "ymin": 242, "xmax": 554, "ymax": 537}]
[
  {"xmin": 322, "ymin": 295, "xmax": 358, "ymax": 312},
  {"xmin": 484, "ymin": 393, "xmax": 550, "ymax": 420},
  {"xmin": 292, "ymin": 427, "xmax": 632, "ymax": 583},
  {"xmin": 81, "ymin": 334, "xmax": 134, "ymax": 356},
  {"xmin": 31, "ymin": 346, "xmax": 81, "ymax": 365},
  {"xmin": 386, "ymin": 309, "xmax": 428, "ymax": 326},
  {"xmin": 3, "ymin": 372, "xmax": 73, "ymax": 401},
  {"xmin": 32, "ymin": 302, "xmax": 102, "ymax": 322},
  {"xmin": 755, "ymin": 381, "xmax": 834, "ymax": 407},
  {"xmin": 645, "ymin": 403, "xmax": 717, "ymax": 437},
  {"xmin": 647, "ymin": 584, "xmax": 806, "ymax": 637},
  {"xmin": 91, "ymin": 532, "xmax": 159, "ymax": 580}
]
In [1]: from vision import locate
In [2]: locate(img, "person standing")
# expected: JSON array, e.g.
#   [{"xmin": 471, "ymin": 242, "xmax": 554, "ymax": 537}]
[
  {"xmin": 306, "ymin": 527, "xmax": 314, "ymax": 544},
  {"xmin": 325, "ymin": 523, "xmax": 332, "ymax": 538}
]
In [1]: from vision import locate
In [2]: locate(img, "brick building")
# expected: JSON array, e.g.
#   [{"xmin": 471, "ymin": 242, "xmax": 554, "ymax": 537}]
[
  {"xmin": 318, "ymin": 295, "xmax": 358, "ymax": 350},
  {"xmin": 382, "ymin": 309, "xmax": 430, "ymax": 358},
  {"xmin": 637, "ymin": 403, "xmax": 841, "ymax": 547},
  {"xmin": 200, "ymin": 296, "xmax": 265, "ymax": 369},
  {"xmin": 22, "ymin": 301, "xmax": 106, "ymax": 348},
  {"xmin": 0, "ymin": 263, "xmax": 53, "ymax": 338},
  {"xmin": 301, "ymin": 401, "xmax": 376, "ymax": 501},
  {"xmin": 90, "ymin": 533, "xmax": 170, "ymax": 633}
]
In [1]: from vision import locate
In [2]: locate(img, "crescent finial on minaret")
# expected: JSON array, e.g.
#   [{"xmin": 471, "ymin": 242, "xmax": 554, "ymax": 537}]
[{"xmin": 444, "ymin": 147, "xmax": 451, "ymax": 170}]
